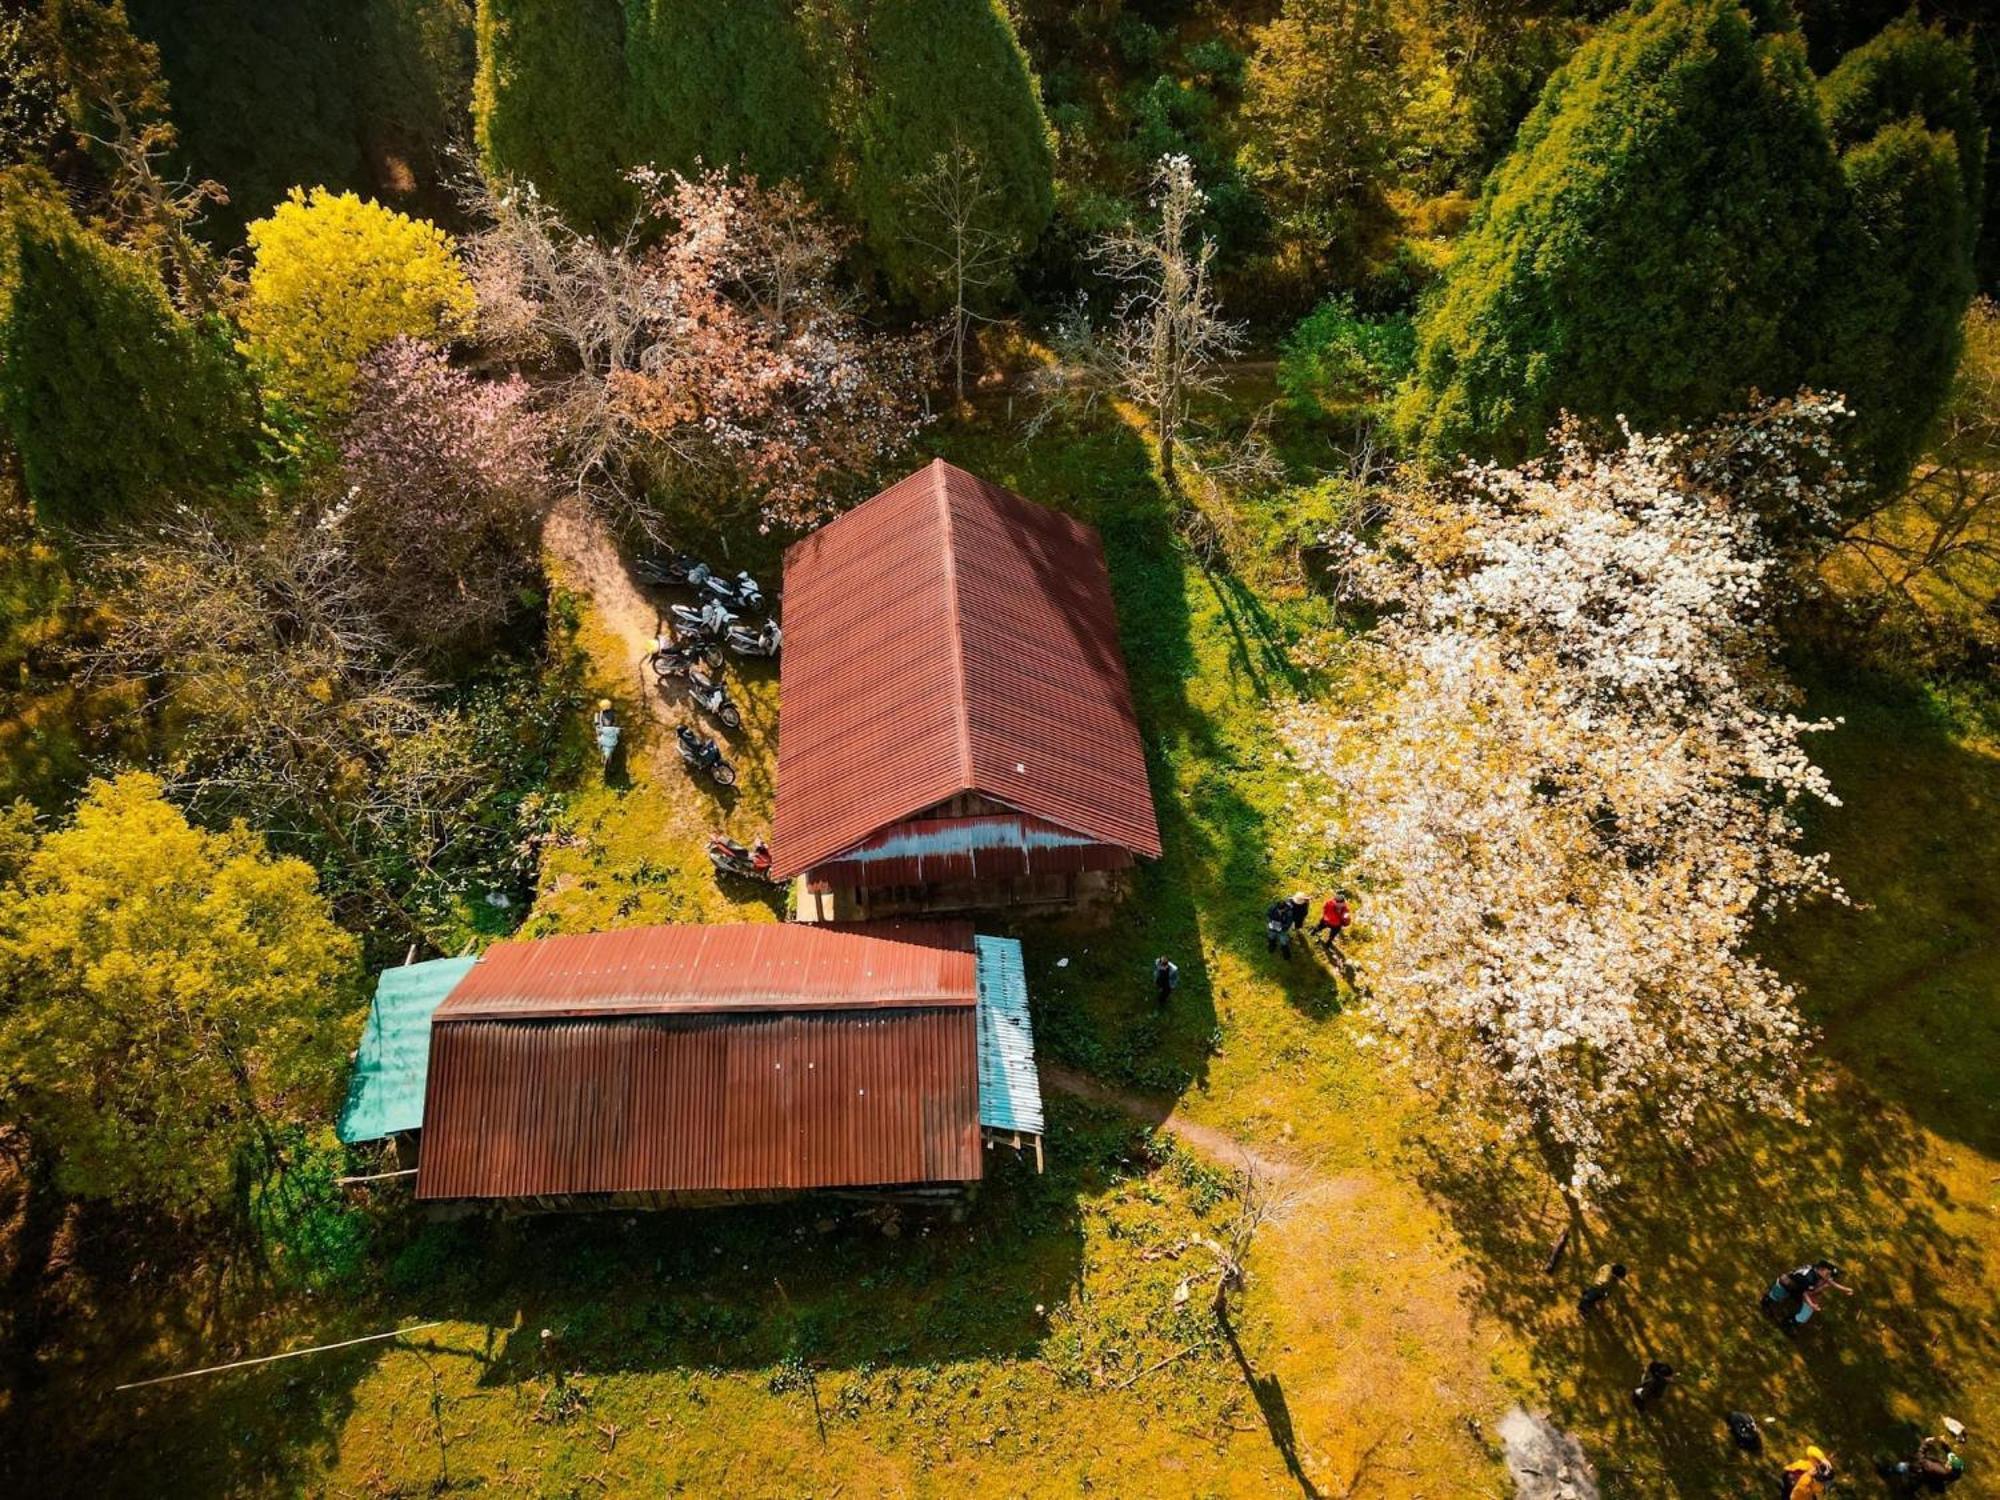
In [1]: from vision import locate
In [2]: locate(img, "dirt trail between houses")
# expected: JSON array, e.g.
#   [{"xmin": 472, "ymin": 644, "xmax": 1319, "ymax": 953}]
[
  {"xmin": 543, "ymin": 493, "xmax": 674, "ymax": 723},
  {"xmin": 1041, "ymin": 1062, "xmax": 1313, "ymax": 1188}
]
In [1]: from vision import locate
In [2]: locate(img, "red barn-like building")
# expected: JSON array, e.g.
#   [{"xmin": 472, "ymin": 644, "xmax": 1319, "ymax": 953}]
[{"xmin": 771, "ymin": 460, "xmax": 1161, "ymax": 920}]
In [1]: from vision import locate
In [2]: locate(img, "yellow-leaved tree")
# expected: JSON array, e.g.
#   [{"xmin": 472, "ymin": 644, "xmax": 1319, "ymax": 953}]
[
  {"xmin": 238, "ymin": 186, "xmax": 475, "ymax": 416},
  {"xmin": 0, "ymin": 775, "xmax": 361, "ymax": 1214}
]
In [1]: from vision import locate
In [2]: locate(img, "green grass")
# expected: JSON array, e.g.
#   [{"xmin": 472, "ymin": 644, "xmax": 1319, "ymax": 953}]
[{"xmin": 9, "ymin": 391, "xmax": 2000, "ymax": 1497}]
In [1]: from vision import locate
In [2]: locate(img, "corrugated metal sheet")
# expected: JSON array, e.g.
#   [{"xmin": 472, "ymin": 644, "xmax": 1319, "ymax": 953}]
[
  {"xmin": 771, "ymin": 459, "xmax": 1162, "ymax": 881},
  {"xmin": 336, "ymin": 956, "xmax": 476, "ymax": 1143},
  {"xmin": 415, "ymin": 1009, "xmax": 981, "ymax": 1199},
  {"xmin": 975, "ymin": 936, "xmax": 1044, "ymax": 1136},
  {"xmin": 437, "ymin": 921, "xmax": 976, "ymax": 1021},
  {"xmin": 808, "ymin": 812, "xmax": 1135, "ymax": 891}
]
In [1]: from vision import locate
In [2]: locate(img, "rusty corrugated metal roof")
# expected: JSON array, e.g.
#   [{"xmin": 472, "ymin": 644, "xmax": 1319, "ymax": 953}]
[
  {"xmin": 416, "ymin": 1010, "xmax": 980, "ymax": 1199},
  {"xmin": 770, "ymin": 459, "xmax": 1161, "ymax": 880},
  {"xmin": 413, "ymin": 922, "xmax": 984, "ymax": 1201},
  {"xmin": 807, "ymin": 812, "xmax": 1135, "ymax": 891},
  {"xmin": 436, "ymin": 920, "xmax": 976, "ymax": 1021}
]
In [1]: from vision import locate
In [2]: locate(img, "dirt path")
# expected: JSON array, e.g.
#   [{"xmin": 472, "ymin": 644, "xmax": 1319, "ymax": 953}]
[
  {"xmin": 1040, "ymin": 1062, "xmax": 1307, "ymax": 1186},
  {"xmin": 543, "ymin": 493, "xmax": 673, "ymax": 723}
]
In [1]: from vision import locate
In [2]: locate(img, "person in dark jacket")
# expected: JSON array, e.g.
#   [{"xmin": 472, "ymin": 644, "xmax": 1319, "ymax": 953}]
[
  {"xmin": 1632, "ymin": 1359, "xmax": 1675, "ymax": 1412},
  {"xmin": 1154, "ymin": 956, "xmax": 1178, "ymax": 1006},
  {"xmin": 1266, "ymin": 899, "xmax": 1294, "ymax": 958}
]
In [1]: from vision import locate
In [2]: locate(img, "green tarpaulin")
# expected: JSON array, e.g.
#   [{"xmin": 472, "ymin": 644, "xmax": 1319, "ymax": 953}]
[{"xmin": 335, "ymin": 956, "xmax": 475, "ymax": 1143}]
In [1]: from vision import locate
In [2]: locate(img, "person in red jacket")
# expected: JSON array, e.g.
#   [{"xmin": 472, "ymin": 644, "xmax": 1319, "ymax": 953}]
[{"xmin": 1311, "ymin": 893, "xmax": 1352, "ymax": 950}]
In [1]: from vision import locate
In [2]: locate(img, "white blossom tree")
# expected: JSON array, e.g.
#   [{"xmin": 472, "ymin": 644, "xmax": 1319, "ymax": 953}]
[{"xmin": 1287, "ymin": 399, "xmax": 1853, "ymax": 1202}]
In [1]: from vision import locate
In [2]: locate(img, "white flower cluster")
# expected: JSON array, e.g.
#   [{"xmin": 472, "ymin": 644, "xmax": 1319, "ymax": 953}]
[{"xmin": 1286, "ymin": 403, "xmax": 1849, "ymax": 1198}]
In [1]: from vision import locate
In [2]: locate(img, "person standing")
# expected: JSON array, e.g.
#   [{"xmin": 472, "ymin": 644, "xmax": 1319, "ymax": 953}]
[
  {"xmin": 1310, "ymin": 892, "xmax": 1352, "ymax": 948},
  {"xmin": 1286, "ymin": 892, "xmax": 1311, "ymax": 933},
  {"xmin": 1632, "ymin": 1360, "xmax": 1675, "ymax": 1412},
  {"xmin": 1266, "ymin": 898, "xmax": 1295, "ymax": 959},
  {"xmin": 1781, "ymin": 1446, "xmax": 1836, "ymax": 1500},
  {"xmin": 1578, "ymin": 1261, "xmax": 1628, "ymax": 1316},
  {"xmin": 1153, "ymin": 956, "xmax": 1178, "ymax": 1006}
]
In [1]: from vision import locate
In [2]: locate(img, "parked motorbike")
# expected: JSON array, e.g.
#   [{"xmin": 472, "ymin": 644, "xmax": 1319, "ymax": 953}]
[
  {"xmin": 688, "ymin": 562, "xmax": 764, "ymax": 612},
  {"xmin": 669, "ymin": 599, "xmax": 737, "ymax": 638},
  {"xmin": 676, "ymin": 724, "xmax": 738, "ymax": 786},
  {"xmin": 635, "ymin": 550, "xmax": 703, "ymax": 587},
  {"xmin": 591, "ymin": 700, "xmax": 620, "ymax": 766},
  {"xmin": 725, "ymin": 619, "xmax": 782, "ymax": 659},
  {"xmin": 708, "ymin": 834, "xmax": 778, "ymax": 883},
  {"xmin": 684, "ymin": 664, "xmax": 743, "ymax": 729},
  {"xmin": 648, "ymin": 631, "xmax": 723, "ymax": 680}
]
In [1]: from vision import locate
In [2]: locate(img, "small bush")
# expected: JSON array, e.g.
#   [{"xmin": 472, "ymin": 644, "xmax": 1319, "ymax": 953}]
[
  {"xmin": 1278, "ymin": 295, "xmax": 1415, "ymax": 414},
  {"xmin": 251, "ymin": 1128, "xmax": 374, "ymax": 1290}
]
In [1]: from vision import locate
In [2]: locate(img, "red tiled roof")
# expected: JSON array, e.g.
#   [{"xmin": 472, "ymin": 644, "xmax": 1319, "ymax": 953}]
[
  {"xmin": 770, "ymin": 459, "xmax": 1160, "ymax": 879},
  {"xmin": 414, "ymin": 922, "xmax": 982, "ymax": 1200}
]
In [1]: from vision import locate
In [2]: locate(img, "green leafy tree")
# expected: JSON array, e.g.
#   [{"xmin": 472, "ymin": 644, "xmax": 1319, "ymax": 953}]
[
  {"xmin": 474, "ymin": 0, "xmax": 839, "ymax": 235},
  {"xmin": 1241, "ymin": 0, "xmax": 1408, "ymax": 281},
  {"xmin": 623, "ymin": 0, "xmax": 841, "ymax": 212},
  {"xmin": 473, "ymin": 0, "xmax": 1055, "ymax": 294},
  {"xmin": 0, "ymin": 170, "xmax": 255, "ymax": 527},
  {"xmin": 474, "ymin": 0, "xmax": 634, "ymax": 233},
  {"xmin": 0, "ymin": 774, "xmax": 360, "ymax": 1214},
  {"xmin": 1401, "ymin": 0, "xmax": 1981, "ymax": 503},
  {"xmin": 842, "ymin": 0, "xmax": 1054, "ymax": 301},
  {"xmin": 125, "ymin": 0, "xmax": 473, "ymax": 242}
]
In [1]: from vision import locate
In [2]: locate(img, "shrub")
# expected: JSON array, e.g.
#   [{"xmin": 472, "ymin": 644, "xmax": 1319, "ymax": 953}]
[
  {"xmin": 0, "ymin": 173, "xmax": 255, "ymax": 527},
  {"xmin": 1278, "ymin": 295, "xmax": 1415, "ymax": 415},
  {"xmin": 239, "ymin": 187, "xmax": 475, "ymax": 417}
]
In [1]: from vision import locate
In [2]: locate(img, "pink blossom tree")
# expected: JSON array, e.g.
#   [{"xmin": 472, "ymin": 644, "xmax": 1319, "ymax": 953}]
[
  {"xmin": 466, "ymin": 169, "xmax": 927, "ymax": 534},
  {"xmin": 339, "ymin": 338, "xmax": 548, "ymax": 658}
]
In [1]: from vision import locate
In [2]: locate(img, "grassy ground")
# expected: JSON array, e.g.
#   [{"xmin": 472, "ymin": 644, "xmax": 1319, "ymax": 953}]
[{"xmin": 8, "ymin": 388, "xmax": 2000, "ymax": 1497}]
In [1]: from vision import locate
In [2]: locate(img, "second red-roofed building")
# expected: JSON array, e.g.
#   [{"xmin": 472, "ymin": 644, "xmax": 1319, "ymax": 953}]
[{"xmin": 771, "ymin": 459, "xmax": 1161, "ymax": 920}]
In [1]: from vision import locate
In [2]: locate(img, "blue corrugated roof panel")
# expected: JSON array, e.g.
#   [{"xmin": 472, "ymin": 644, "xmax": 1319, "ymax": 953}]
[
  {"xmin": 974, "ymin": 935, "xmax": 1044, "ymax": 1136},
  {"xmin": 336, "ymin": 956, "xmax": 476, "ymax": 1143}
]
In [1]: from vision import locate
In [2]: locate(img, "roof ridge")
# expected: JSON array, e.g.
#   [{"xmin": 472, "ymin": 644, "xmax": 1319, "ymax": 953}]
[{"xmin": 933, "ymin": 459, "xmax": 975, "ymax": 791}]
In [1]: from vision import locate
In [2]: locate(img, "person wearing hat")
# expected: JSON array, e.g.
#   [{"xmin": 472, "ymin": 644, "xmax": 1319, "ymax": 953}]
[
  {"xmin": 1781, "ymin": 1445, "xmax": 1835, "ymax": 1500},
  {"xmin": 1286, "ymin": 892, "xmax": 1312, "ymax": 935},
  {"xmin": 1878, "ymin": 1424, "xmax": 1967, "ymax": 1491}
]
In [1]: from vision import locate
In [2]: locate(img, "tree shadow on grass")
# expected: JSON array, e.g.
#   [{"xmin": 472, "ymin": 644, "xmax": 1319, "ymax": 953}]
[
  {"xmin": 0, "ymin": 1184, "xmax": 402, "ymax": 1499},
  {"xmin": 13, "ymin": 1102, "xmax": 1196, "ymax": 1495},
  {"xmin": 1210, "ymin": 569, "xmax": 1309, "ymax": 700},
  {"xmin": 927, "ymin": 416, "xmax": 1335, "ymax": 1088},
  {"xmin": 1221, "ymin": 1305, "xmax": 1325, "ymax": 1499},
  {"xmin": 1763, "ymin": 670, "xmax": 2000, "ymax": 1161},
  {"xmin": 1416, "ymin": 1071, "xmax": 2000, "ymax": 1495},
  {"xmin": 1408, "ymin": 667, "xmax": 2000, "ymax": 1492}
]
